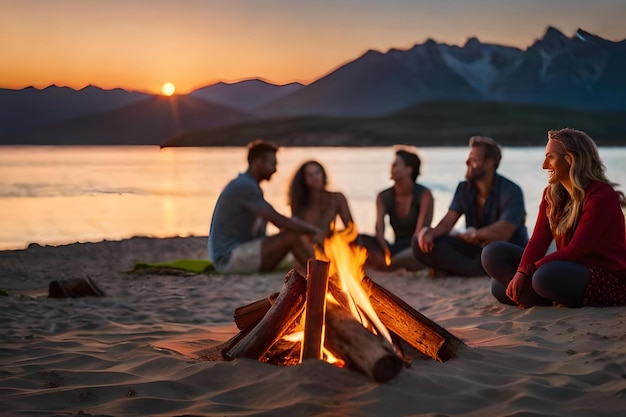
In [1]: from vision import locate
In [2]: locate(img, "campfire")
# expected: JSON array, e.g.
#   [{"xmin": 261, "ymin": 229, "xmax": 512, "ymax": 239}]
[{"xmin": 199, "ymin": 225, "xmax": 463, "ymax": 382}]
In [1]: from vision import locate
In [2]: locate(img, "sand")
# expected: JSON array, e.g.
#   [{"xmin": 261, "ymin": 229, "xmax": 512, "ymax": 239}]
[{"xmin": 1, "ymin": 236, "xmax": 625, "ymax": 417}]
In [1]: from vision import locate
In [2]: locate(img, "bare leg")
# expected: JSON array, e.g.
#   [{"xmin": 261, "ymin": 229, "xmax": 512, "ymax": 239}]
[{"xmin": 260, "ymin": 231, "xmax": 314, "ymax": 273}]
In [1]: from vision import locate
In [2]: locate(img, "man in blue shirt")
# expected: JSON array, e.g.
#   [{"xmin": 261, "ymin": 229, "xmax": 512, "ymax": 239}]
[
  {"xmin": 208, "ymin": 139, "xmax": 321, "ymax": 274},
  {"xmin": 412, "ymin": 136, "xmax": 528, "ymax": 277}
]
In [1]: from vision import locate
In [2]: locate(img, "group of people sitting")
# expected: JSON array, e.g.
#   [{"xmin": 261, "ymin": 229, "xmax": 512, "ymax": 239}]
[{"xmin": 207, "ymin": 128, "xmax": 626, "ymax": 308}]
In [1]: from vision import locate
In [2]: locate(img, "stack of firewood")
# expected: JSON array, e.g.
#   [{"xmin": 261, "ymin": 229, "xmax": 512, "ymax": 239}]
[{"xmin": 197, "ymin": 259, "xmax": 463, "ymax": 383}]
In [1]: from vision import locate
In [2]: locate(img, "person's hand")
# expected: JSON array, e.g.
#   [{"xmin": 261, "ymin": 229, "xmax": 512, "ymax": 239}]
[
  {"xmin": 506, "ymin": 272, "xmax": 529, "ymax": 306},
  {"xmin": 418, "ymin": 227, "xmax": 435, "ymax": 253},
  {"xmin": 457, "ymin": 227, "xmax": 480, "ymax": 245}
]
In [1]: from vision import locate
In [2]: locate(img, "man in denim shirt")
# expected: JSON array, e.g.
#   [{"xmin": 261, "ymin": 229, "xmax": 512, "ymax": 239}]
[{"xmin": 412, "ymin": 136, "xmax": 528, "ymax": 277}]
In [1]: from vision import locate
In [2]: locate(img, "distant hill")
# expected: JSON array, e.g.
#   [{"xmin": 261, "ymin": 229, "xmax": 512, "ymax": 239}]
[
  {"xmin": 162, "ymin": 101, "xmax": 626, "ymax": 148},
  {"xmin": 0, "ymin": 79, "xmax": 296, "ymax": 144},
  {"xmin": 190, "ymin": 79, "xmax": 304, "ymax": 110},
  {"xmin": 5, "ymin": 95, "xmax": 251, "ymax": 145},
  {"xmin": 0, "ymin": 85, "xmax": 148, "ymax": 139}
]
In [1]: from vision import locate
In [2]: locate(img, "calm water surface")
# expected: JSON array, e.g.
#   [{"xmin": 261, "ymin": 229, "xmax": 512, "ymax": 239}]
[{"xmin": 1, "ymin": 146, "xmax": 625, "ymax": 250}]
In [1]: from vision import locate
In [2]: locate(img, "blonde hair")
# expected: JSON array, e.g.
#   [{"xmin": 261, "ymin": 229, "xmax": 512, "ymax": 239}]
[{"xmin": 545, "ymin": 128, "xmax": 625, "ymax": 236}]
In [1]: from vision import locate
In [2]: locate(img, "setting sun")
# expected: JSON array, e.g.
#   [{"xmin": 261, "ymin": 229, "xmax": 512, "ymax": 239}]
[{"xmin": 161, "ymin": 82, "xmax": 176, "ymax": 96}]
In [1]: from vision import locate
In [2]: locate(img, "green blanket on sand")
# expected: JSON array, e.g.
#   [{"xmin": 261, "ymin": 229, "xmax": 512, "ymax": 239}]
[
  {"xmin": 128, "ymin": 256, "xmax": 295, "ymax": 275},
  {"xmin": 128, "ymin": 259, "xmax": 216, "ymax": 275}
]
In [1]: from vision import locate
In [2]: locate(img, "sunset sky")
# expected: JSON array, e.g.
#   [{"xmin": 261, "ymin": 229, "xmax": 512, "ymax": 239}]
[{"xmin": 2, "ymin": 0, "xmax": 625, "ymax": 95}]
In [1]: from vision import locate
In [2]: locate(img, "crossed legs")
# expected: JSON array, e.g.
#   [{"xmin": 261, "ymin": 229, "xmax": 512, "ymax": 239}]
[{"xmin": 481, "ymin": 241, "xmax": 589, "ymax": 307}]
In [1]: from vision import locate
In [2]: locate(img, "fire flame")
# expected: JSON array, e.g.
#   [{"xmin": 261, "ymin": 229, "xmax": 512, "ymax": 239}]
[
  {"xmin": 315, "ymin": 223, "xmax": 393, "ymax": 345},
  {"xmin": 384, "ymin": 248, "xmax": 392, "ymax": 267},
  {"xmin": 283, "ymin": 324, "xmax": 344, "ymax": 366},
  {"xmin": 282, "ymin": 222, "xmax": 394, "ymax": 365}
]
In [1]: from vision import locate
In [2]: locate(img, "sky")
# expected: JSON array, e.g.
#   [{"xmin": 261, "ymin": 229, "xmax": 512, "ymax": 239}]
[{"xmin": 1, "ymin": 0, "xmax": 626, "ymax": 95}]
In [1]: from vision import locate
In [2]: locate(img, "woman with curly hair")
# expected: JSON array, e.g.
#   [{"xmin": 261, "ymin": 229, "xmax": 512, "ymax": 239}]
[
  {"xmin": 482, "ymin": 128, "xmax": 626, "ymax": 307},
  {"xmin": 288, "ymin": 160, "xmax": 354, "ymax": 241}
]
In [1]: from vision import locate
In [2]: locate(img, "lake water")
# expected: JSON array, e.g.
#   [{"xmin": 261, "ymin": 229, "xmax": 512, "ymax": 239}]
[{"xmin": 1, "ymin": 145, "xmax": 625, "ymax": 251}]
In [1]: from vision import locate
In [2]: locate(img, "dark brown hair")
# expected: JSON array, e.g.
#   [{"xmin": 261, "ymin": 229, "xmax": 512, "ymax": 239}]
[
  {"xmin": 247, "ymin": 139, "xmax": 278, "ymax": 165},
  {"xmin": 396, "ymin": 149, "xmax": 421, "ymax": 182},
  {"xmin": 469, "ymin": 136, "xmax": 502, "ymax": 169},
  {"xmin": 288, "ymin": 160, "xmax": 328, "ymax": 216}
]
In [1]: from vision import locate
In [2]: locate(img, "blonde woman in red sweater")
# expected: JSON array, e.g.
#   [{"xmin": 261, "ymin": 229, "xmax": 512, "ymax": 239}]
[{"xmin": 482, "ymin": 128, "xmax": 626, "ymax": 307}]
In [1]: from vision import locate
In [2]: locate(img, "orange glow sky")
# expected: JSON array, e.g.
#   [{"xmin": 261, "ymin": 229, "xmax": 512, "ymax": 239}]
[{"xmin": 1, "ymin": 0, "xmax": 625, "ymax": 95}]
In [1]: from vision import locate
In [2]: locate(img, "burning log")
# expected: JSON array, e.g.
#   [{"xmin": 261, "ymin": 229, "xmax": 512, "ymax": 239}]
[
  {"xmin": 361, "ymin": 276, "xmax": 462, "ymax": 362},
  {"xmin": 262, "ymin": 333, "xmax": 301, "ymax": 366},
  {"xmin": 327, "ymin": 276, "xmax": 351, "ymax": 310},
  {"xmin": 301, "ymin": 259, "xmax": 330, "ymax": 361},
  {"xmin": 233, "ymin": 292, "xmax": 279, "ymax": 330},
  {"xmin": 197, "ymin": 316, "xmax": 301, "ymax": 364},
  {"xmin": 324, "ymin": 301, "xmax": 403, "ymax": 383},
  {"xmin": 225, "ymin": 269, "xmax": 307, "ymax": 361}
]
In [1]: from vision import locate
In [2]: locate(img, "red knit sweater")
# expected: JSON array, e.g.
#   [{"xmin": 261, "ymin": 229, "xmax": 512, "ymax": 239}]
[{"xmin": 518, "ymin": 181, "xmax": 626, "ymax": 279}]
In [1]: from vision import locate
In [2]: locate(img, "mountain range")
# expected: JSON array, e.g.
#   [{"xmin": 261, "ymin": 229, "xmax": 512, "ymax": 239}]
[{"xmin": 1, "ymin": 26, "xmax": 625, "ymax": 146}]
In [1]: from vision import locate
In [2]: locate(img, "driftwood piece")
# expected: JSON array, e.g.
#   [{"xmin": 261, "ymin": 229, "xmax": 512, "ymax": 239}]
[
  {"xmin": 48, "ymin": 277, "xmax": 105, "ymax": 298},
  {"xmin": 301, "ymin": 259, "xmax": 330, "ymax": 361},
  {"xmin": 234, "ymin": 292, "xmax": 279, "ymax": 330},
  {"xmin": 225, "ymin": 269, "xmax": 307, "ymax": 361},
  {"xmin": 324, "ymin": 302, "xmax": 403, "ymax": 383},
  {"xmin": 361, "ymin": 276, "xmax": 462, "ymax": 362}
]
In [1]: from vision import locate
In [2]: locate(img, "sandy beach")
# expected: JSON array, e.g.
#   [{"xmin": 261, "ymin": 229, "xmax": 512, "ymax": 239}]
[{"xmin": 1, "ymin": 236, "xmax": 625, "ymax": 416}]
